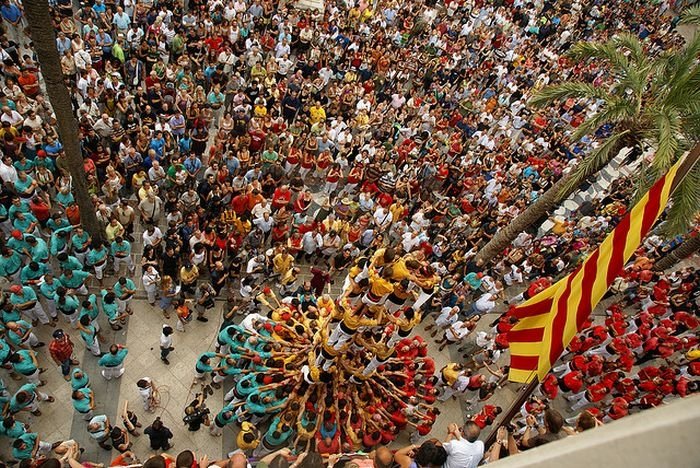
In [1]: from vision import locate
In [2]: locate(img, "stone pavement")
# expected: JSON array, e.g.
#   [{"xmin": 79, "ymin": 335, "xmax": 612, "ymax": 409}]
[
  {"xmin": 0, "ymin": 254, "xmax": 648, "ymax": 465},
  {"xmin": 0, "ymin": 289, "xmax": 513, "ymax": 463}
]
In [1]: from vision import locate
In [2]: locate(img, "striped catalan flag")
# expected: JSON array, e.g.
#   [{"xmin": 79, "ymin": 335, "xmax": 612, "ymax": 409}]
[{"xmin": 507, "ymin": 160, "xmax": 683, "ymax": 383}]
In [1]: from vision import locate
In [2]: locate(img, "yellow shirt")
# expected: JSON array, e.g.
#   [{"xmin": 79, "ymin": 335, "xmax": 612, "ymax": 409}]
[
  {"xmin": 309, "ymin": 106, "xmax": 326, "ymax": 124},
  {"xmin": 180, "ymin": 266, "xmax": 199, "ymax": 283},
  {"xmin": 369, "ymin": 268, "xmax": 394, "ymax": 296},
  {"xmin": 105, "ymin": 222, "xmax": 123, "ymax": 242},
  {"xmin": 390, "ymin": 258, "xmax": 411, "ymax": 281},
  {"xmin": 442, "ymin": 363, "xmax": 461, "ymax": 386},
  {"xmin": 236, "ymin": 422, "xmax": 259, "ymax": 451},
  {"xmin": 273, "ymin": 253, "xmax": 293, "ymax": 275}
]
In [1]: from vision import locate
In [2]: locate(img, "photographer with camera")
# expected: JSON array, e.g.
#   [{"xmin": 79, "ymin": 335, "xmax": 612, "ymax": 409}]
[{"xmin": 183, "ymin": 393, "xmax": 210, "ymax": 432}]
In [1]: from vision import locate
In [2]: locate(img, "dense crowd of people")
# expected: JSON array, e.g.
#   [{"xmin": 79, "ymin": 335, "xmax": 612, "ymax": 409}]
[{"xmin": 0, "ymin": 0, "xmax": 698, "ymax": 466}]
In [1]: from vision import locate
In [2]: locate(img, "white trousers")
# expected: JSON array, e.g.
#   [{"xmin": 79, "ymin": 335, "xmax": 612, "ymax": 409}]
[
  {"xmin": 94, "ymin": 262, "xmax": 107, "ymax": 280},
  {"xmin": 101, "ymin": 363, "xmax": 125, "ymax": 380},
  {"xmin": 22, "ymin": 302, "xmax": 50, "ymax": 325},
  {"xmin": 85, "ymin": 336, "xmax": 101, "ymax": 356},
  {"xmin": 113, "ymin": 255, "xmax": 134, "ymax": 273}
]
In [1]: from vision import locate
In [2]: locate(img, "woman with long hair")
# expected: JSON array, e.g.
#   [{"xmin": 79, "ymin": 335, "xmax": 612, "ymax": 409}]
[{"xmin": 159, "ymin": 275, "xmax": 179, "ymax": 319}]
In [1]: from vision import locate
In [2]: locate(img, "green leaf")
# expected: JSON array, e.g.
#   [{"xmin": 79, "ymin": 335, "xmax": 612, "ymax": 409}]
[
  {"xmin": 662, "ymin": 161, "xmax": 700, "ymax": 237},
  {"xmin": 558, "ymin": 130, "xmax": 631, "ymax": 198}
]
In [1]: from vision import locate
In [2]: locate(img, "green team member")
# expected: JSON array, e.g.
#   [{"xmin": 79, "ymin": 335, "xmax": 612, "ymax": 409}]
[
  {"xmin": 113, "ymin": 277, "xmax": 136, "ymax": 314},
  {"xmin": 9, "ymin": 382, "xmax": 54, "ymax": 415},
  {"xmin": 9, "ymin": 285, "xmax": 50, "ymax": 325},
  {"xmin": 50, "ymin": 226, "xmax": 74, "ymax": 257},
  {"xmin": 25, "ymin": 235, "xmax": 49, "ymax": 263},
  {"xmin": 57, "ymin": 252, "xmax": 84, "ymax": 272},
  {"xmin": 98, "ymin": 344, "xmax": 128, "ymax": 380},
  {"xmin": 86, "ymin": 241, "xmax": 109, "ymax": 284},
  {"xmin": 20, "ymin": 261, "xmax": 47, "ymax": 287},
  {"xmin": 70, "ymin": 368, "xmax": 90, "ymax": 391},
  {"xmin": 0, "ymin": 247, "xmax": 23, "ymax": 281},
  {"xmin": 100, "ymin": 290, "xmax": 124, "ymax": 330},
  {"xmin": 78, "ymin": 294, "xmax": 99, "ymax": 323},
  {"xmin": 55, "ymin": 287, "xmax": 81, "ymax": 327},
  {"xmin": 70, "ymin": 227, "xmax": 91, "ymax": 266},
  {"xmin": 110, "ymin": 237, "xmax": 135, "ymax": 274},
  {"xmin": 12, "ymin": 432, "xmax": 57, "ymax": 461},
  {"xmin": 9, "ymin": 349, "xmax": 43, "ymax": 385},
  {"xmin": 6, "ymin": 230, "xmax": 29, "ymax": 256},
  {"xmin": 39, "ymin": 274, "xmax": 60, "ymax": 320},
  {"xmin": 77, "ymin": 315, "xmax": 101, "ymax": 356},
  {"xmin": 12, "ymin": 211, "xmax": 39, "ymax": 236},
  {"xmin": 209, "ymin": 402, "xmax": 236, "ymax": 436},
  {"xmin": 58, "ymin": 268, "xmax": 91, "ymax": 295},
  {"xmin": 72, "ymin": 386, "xmax": 95, "ymax": 420},
  {"xmin": 8, "ymin": 197, "xmax": 30, "ymax": 220}
]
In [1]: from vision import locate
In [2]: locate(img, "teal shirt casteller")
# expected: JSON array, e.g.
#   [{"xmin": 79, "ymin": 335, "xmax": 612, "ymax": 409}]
[
  {"xmin": 0, "ymin": 251, "xmax": 23, "ymax": 276},
  {"xmin": 113, "ymin": 279, "xmax": 136, "ymax": 299},
  {"xmin": 98, "ymin": 348, "xmax": 128, "ymax": 367}
]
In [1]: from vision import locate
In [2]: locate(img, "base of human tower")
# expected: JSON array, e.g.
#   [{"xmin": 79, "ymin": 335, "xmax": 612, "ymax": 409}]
[{"xmin": 242, "ymin": 293, "xmax": 439, "ymax": 450}]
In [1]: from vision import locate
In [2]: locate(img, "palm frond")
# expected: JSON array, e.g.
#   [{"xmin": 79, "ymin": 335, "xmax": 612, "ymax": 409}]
[
  {"xmin": 570, "ymin": 98, "xmax": 638, "ymax": 142},
  {"xmin": 680, "ymin": 6, "xmax": 700, "ymax": 25},
  {"xmin": 567, "ymin": 41, "xmax": 631, "ymax": 72},
  {"xmin": 661, "ymin": 34, "xmax": 700, "ymax": 96},
  {"xmin": 528, "ymin": 82, "xmax": 613, "ymax": 108},
  {"xmin": 557, "ymin": 130, "xmax": 631, "ymax": 199},
  {"xmin": 662, "ymin": 161, "xmax": 700, "ymax": 237},
  {"xmin": 610, "ymin": 33, "xmax": 646, "ymax": 65},
  {"xmin": 651, "ymin": 111, "xmax": 682, "ymax": 173},
  {"xmin": 631, "ymin": 162, "xmax": 662, "ymax": 206}
]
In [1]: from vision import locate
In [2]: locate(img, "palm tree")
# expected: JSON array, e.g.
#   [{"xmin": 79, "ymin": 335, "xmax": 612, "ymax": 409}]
[
  {"xmin": 22, "ymin": 0, "xmax": 104, "ymax": 243},
  {"xmin": 475, "ymin": 16, "xmax": 700, "ymax": 266},
  {"xmin": 654, "ymin": 231, "xmax": 700, "ymax": 271}
]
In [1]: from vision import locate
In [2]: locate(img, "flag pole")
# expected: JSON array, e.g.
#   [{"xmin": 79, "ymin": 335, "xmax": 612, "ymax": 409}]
[{"xmin": 484, "ymin": 377, "xmax": 539, "ymax": 449}]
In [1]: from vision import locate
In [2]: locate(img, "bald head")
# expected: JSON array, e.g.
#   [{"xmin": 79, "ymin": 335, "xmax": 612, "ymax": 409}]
[
  {"xmin": 229, "ymin": 453, "xmax": 248, "ymax": 468},
  {"xmin": 374, "ymin": 446, "xmax": 394, "ymax": 467}
]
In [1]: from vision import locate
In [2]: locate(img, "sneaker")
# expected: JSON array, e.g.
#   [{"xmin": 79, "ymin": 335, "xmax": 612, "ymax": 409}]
[
  {"xmin": 34, "ymin": 342, "xmax": 45, "ymax": 348},
  {"xmin": 196, "ymin": 316, "xmax": 208, "ymax": 322},
  {"xmin": 161, "ymin": 358, "xmax": 170, "ymax": 365},
  {"xmin": 211, "ymin": 382, "xmax": 221, "ymax": 389}
]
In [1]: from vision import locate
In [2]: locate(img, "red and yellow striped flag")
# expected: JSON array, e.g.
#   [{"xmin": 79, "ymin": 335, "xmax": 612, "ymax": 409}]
[{"xmin": 507, "ymin": 160, "xmax": 682, "ymax": 383}]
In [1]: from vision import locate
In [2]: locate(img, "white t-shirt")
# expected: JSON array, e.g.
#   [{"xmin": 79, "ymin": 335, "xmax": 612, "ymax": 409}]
[{"xmin": 443, "ymin": 437, "xmax": 485, "ymax": 468}]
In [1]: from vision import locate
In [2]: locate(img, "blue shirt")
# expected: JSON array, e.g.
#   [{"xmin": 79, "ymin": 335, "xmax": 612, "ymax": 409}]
[
  {"xmin": 10, "ymin": 287, "xmax": 38, "ymax": 306},
  {"xmin": 1, "ymin": 3, "xmax": 22, "ymax": 23},
  {"xmin": 184, "ymin": 157, "xmax": 202, "ymax": 174}
]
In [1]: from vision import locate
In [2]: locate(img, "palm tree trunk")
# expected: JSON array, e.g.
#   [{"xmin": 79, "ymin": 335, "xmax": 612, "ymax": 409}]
[
  {"xmin": 475, "ymin": 171, "xmax": 575, "ymax": 265},
  {"xmin": 23, "ymin": 0, "xmax": 104, "ymax": 243},
  {"xmin": 654, "ymin": 234, "xmax": 700, "ymax": 271}
]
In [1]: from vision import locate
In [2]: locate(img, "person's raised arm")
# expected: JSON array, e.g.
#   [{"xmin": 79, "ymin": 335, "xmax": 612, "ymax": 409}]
[{"xmin": 394, "ymin": 444, "xmax": 419, "ymax": 468}]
